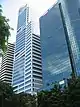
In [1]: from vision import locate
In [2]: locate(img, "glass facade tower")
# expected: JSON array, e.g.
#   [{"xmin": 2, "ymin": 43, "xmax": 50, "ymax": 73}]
[
  {"xmin": 40, "ymin": 0, "xmax": 80, "ymax": 90},
  {"xmin": 13, "ymin": 5, "xmax": 42, "ymax": 94},
  {"xmin": 59, "ymin": 0, "xmax": 80, "ymax": 75}
]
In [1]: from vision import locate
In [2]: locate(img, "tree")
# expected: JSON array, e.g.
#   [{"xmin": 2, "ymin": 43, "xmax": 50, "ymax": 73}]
[
  {"xmin": 37, "ymin": 85, "xmax": 64, "ymax": 107},
  {"xmin": 0, "ymin": 80, "xmax": 36, "ymax": 107},
  {"xmin": 37, "ymin": 73, "xmax": 80, "ymax": 107},
  {"xmin": 11, "ymin": 93, "xmax": 36, "ymax": 107},
  {"xmin": 0, "ymin": 4, "xmax": 13, "ymax": 52},
  {"xmin": 0, "ymin": 81, "xmax": 14, "ymax": 98},
  {"xmin": 66, "ymin": 76, "xmax": 80, "ymax": 107},
  {"xmin": 0, "ymin": 80, "xmax": 14, "ymax": 107}
]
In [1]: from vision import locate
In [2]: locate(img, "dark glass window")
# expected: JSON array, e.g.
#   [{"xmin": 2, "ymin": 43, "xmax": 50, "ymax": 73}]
[
  {"xmin": 33, "ymin": 67, "xmax": 42, "ymax": 71},
  {"xmin": 25, "ymin": 75, "xmax": 31, "ymax": 80},
  {"xmin": 33, "ymin": 63, "xmax": 42, "ymax": 67},
  {"xmin": 33, "ymin": 75, "xmax": 42, "ymax": 79},
  {"xmin": 33, "ymin": 71, "xmax": 42, "ymax": 75},
  {"xmin": 33, "ymin": 55, "xmax": 41, "ymax": 60}
]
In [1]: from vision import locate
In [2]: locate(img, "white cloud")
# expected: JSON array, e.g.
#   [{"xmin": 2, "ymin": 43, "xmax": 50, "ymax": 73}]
[{"xmin": 1, "ymin": 0, "xmax": 57, "ymax": 43}]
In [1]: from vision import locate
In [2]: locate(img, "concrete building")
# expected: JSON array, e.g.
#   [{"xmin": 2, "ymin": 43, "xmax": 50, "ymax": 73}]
[
  {"xmin": 13, "ymin": 4, "xmax": 43, "ymax": 94},
  {"xmin": 0, "ymin": 51, "xmax": 2, "ymax": 79},
  {"xmin": 0, "ymin": 43, "xmax": 14, "ymax": 84}
]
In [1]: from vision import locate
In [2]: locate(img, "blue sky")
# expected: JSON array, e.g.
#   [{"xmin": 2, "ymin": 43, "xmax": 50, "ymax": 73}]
[{"xmin": 1, "ymin": 0, "xmax": 56, "ymax": 43}]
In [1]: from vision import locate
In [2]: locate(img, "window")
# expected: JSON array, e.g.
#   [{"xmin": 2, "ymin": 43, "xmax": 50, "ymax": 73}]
[
  {"xmin": 33, "ymin": 42, "xmax": 40, "ymax": 47},
  {"xmin": 33, "ymin": 55, "xmax": 41, "ymax": 60},
  {"xmin": 33, "ymin": 71, "xmax": 42, "ymax": 75},
  {"xmin": 33, "ymin": 75, "xmax": 42, "ymax": 79},
  {"xmin": 26, "ymin": 43, "xmax": 31, "ymax": 48},
  {"xmin": 25, "ymin": 79, "xmax": 31, "ymax": 84},
  {"xmin": 19, "ymin": 83, "xmax": 24, "ymax": 87},
  {"xmin": 25, "ymin": 89, "xmax": 31, "ymax": 92},
  {"xmin": 26, "ymin": 46, "xmax": 31, "ymax": 51},
  {"xmin": 26, "ymin": 49, "xmax": 31, "ymax": 54},
  {"xmin": 26, "ymin": 56, "xmax": 31, "ymax": 61},
  {"xmin": 25, "ymin": 75, "xmax": 31, "ymax": 80},
  {"xmin": 25, "ymin": 67, "xmax": 31, "ymax": 72},
  {"xmin": 25, "ymin": 59, "xmax": 31, "ymax": 65},
  {"xmin": 25, "ymin": 71, "xmax": 31, "ymax": 76},
  {"xmin": 33, "ymin": 79, "xmax": 42, "ymax": 84},
  {"xmin": 26, "ymin": 52, "xmax": 31, "ymax": 58},
  {"xmin": 25, "ymin": 84, "xmax": 31, "ymax": 89},
  {"xmin": 33, "ymin": 48, "xmax": 41, "ymax": 53},
  {"xmin": 27, "ymin": 40, "xmax": 31, "ymax": 45},
  {"xmin": 19, "ymin": 87, "xmax": 24, "ymax": 91},
  {"xmin": 33, "ymin": 39, "xmax": 40, "ymax": 44},
  {"xmin": 17, "ymin": 28, "xmax": 21, "ymax": 32},
  {"xmin": 27, "ymin": 37, "xmax": 31, "ymax": 42},
  {"xmin": 33, "ymin": 59, "xmax": 41, "ymax": 63},
  {"xmin": 25, "ymin": 63, "xmax": 31, "ymax": 68},
  {"xmin": 13, "ymin": 79, "xmax": 24, "ymax": 85},
  {"xmin": 33, "ymin": 45, "xmax": 41, "ymax": 50},
  {"xmin": 33, "ymin": 67, "xmax": 42, "ymax": 71},
  {"xmin": 33, "ymin": 36, "xmax": 40, "ymax": 41},
  {"xmin": 33, "ymin": 63, "xmax": 42, "ymax": 67}
]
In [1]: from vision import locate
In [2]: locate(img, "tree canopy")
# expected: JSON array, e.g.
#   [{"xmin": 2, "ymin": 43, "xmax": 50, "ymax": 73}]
[
  {"xmin": 37, "ymin": 75, "xmax": 80, "ymax": 107},
  {"xmin": 0, "ymin": 74, "xmax": 80, "ymax": 107},
  {"xmin": 0, "ymin": 80, "xmax": 36, "ymax": 107},
  {"xmin": 0, "ymin": 4, "xmax": 13, "ymax": 52}
]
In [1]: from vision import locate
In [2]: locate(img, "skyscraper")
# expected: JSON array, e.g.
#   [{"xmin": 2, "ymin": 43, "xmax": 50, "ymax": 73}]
[
  {"xmin": 13, "ymin": 5, "xmax": 42, "ymax": 94},
  {"xmin": 0, "ymin": 43, "xmax": 14, "ymax": 84},
  {"xmin": 59, "ymin": 0, "xmax": 80, "ymax": 75},
  {"xmin": 0, "ymin": 50, "xmax": 2, "ymax": 78},
  {"xmin": 40, "ymin": 0, "xmax": 80, "ymax": 90}
]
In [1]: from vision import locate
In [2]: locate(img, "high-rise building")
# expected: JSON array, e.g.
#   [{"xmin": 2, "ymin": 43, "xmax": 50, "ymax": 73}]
[
  {"xmin": 0, "ymin": 49, "xmax": 2, "ymax": 74},
  {"xmin": 13, "ymin": 5, "xmax": 42, "ymax": 94},
  {"xmin": 0, "ymin": 52, "xmax": 2, "ymax": 77},
  {"xmin": 0, "ymin": 43, "xmax": 14, "ymax": 84},
  {"xmin": 40, "ymin": 0, "xmax": 80, "ymax": 90}
]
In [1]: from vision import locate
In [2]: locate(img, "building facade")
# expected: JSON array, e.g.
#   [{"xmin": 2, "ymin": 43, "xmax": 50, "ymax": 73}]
[
  {"xmin": 0, "ymin": 43, "xmax": 14, "ymax": 84},
  {"xmin": 59, "ymin": 0, "xmax": 80, "ymax": 75},
  {"xmin": 0, "ymin": 51, "xmax": 2, "ymax": 78},
  {"xmin": 40, "ymin": 0, "xmax": 80, "ymax": 90},
  {"xmin": 13, "ymin": 5, "xmax": 42, "ymax": 94}
]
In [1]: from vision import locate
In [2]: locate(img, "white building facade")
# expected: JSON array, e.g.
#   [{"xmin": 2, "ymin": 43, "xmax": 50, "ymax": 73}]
[
  {"xmin": 0, "ymin": 43, "xmax": 14, "ymax": 84},
  {"xmin": 13, "ymin": 5, "xmax": 43, "ymax": 94}
]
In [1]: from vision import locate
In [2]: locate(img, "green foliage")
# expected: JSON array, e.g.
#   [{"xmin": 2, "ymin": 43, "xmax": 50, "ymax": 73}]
[
  {"xmin": 0, "ymin": 81, "xmax": 14, "ymax": 107},
  {"xmin": 1, "ymin": 73, "xmax": 80, "ymax": 107},
  {"xmin": 0, "ymin": 4, "xmax": 13, "ymax": 52},
  {"xmin": 37, "ymin": 75, "xmax": 80, "ymax": 107},
  {"xmin": 0, "ymin": 81, "xmax": 36, "ymax": 107},
  {"xmin": 11, "ymin": 93, "xmax": 36, "ymax": 107},
  {"xmin": 0, "ymin": 81, "xmax": 14, "ymax": 98}
]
